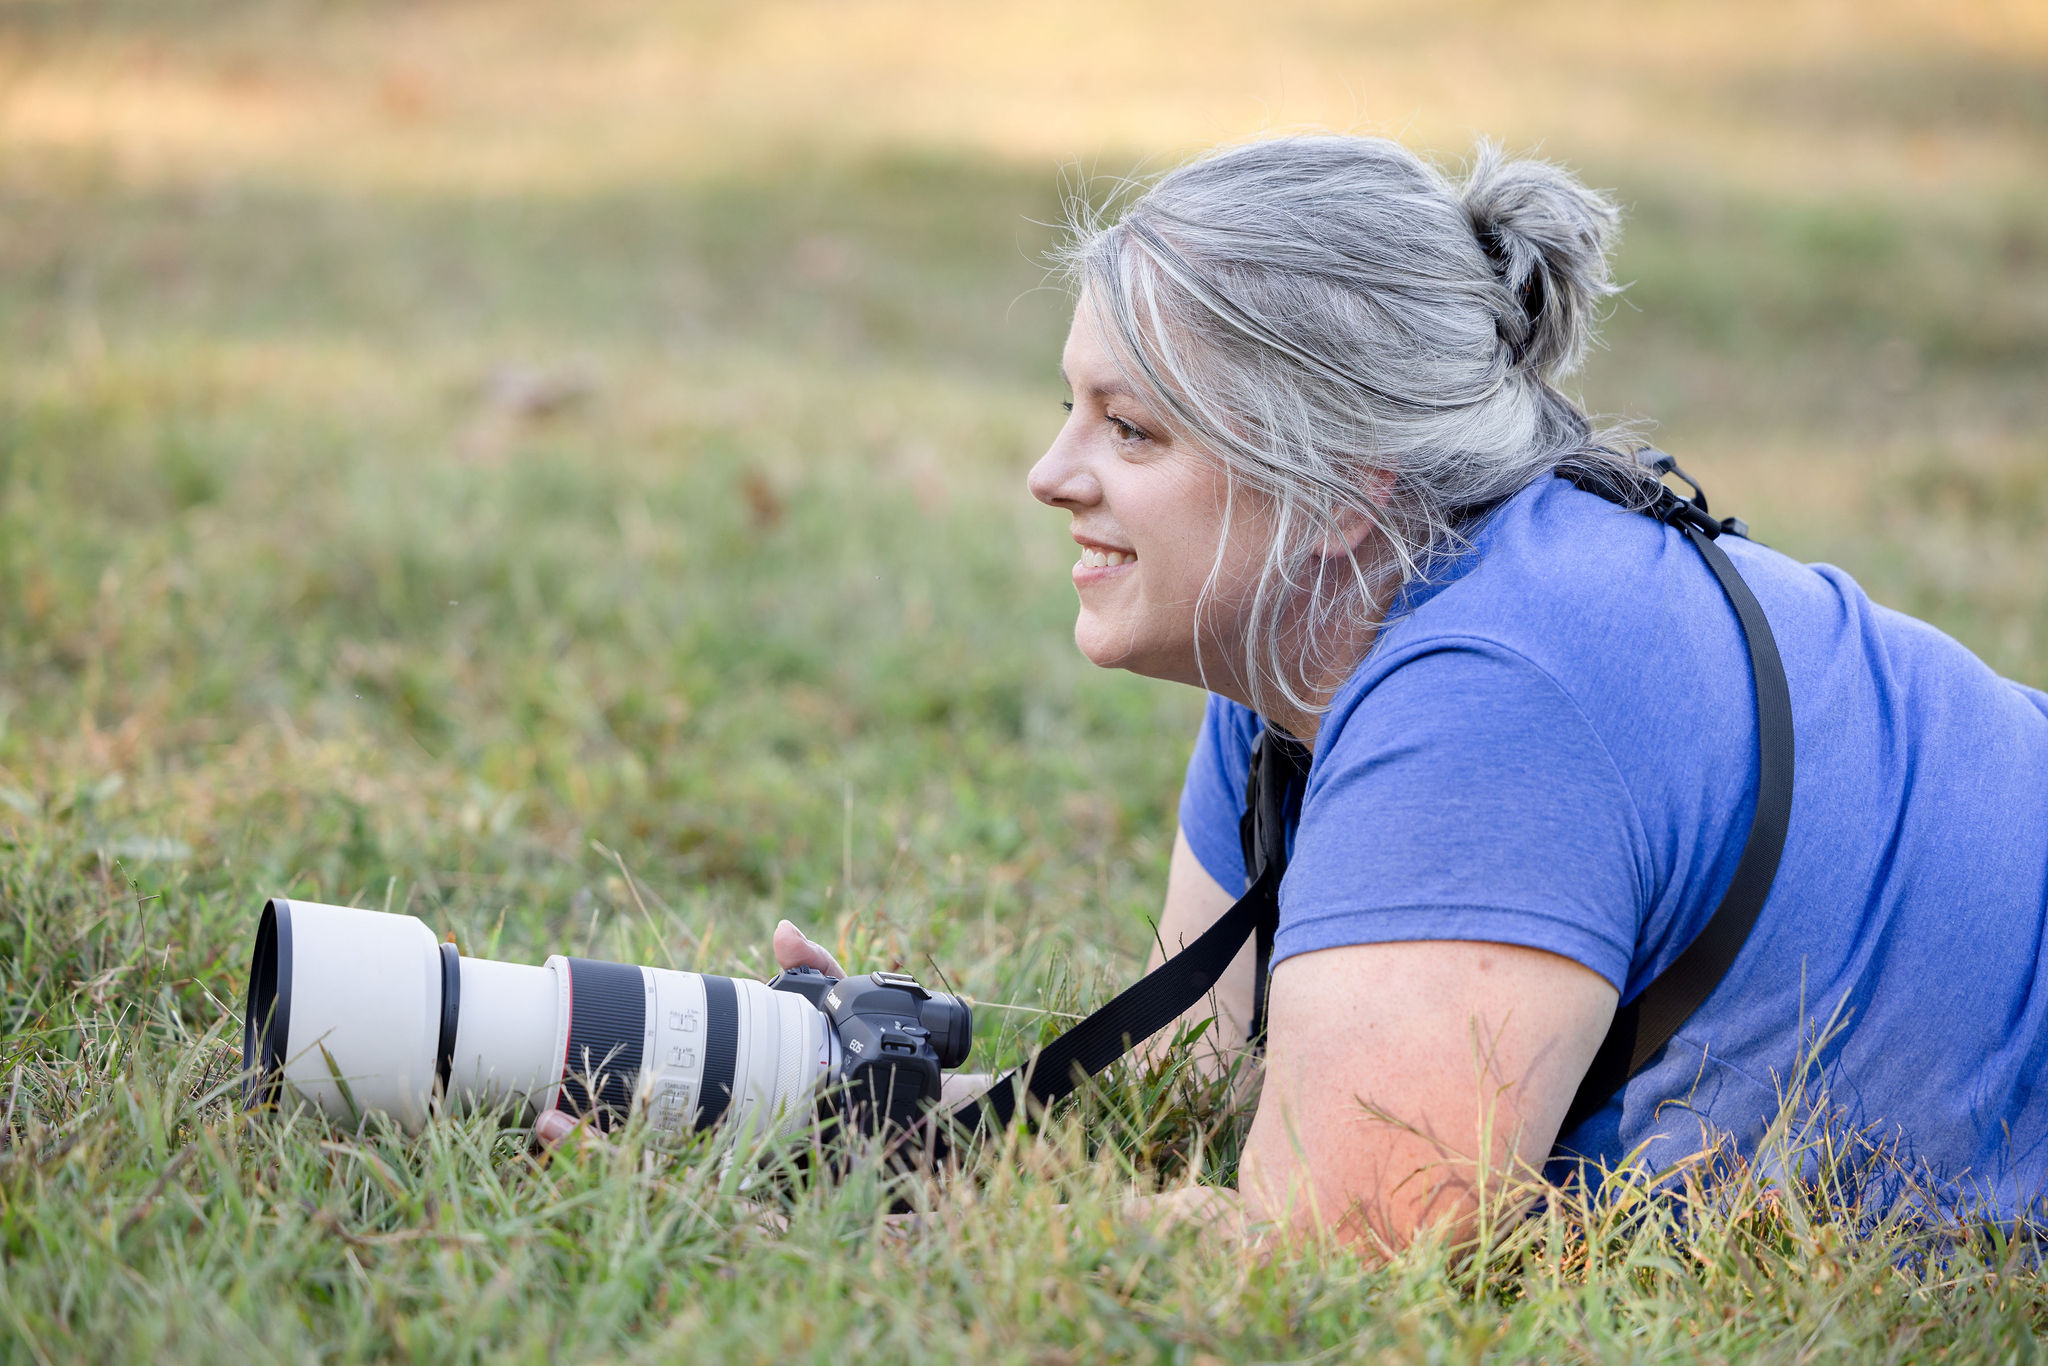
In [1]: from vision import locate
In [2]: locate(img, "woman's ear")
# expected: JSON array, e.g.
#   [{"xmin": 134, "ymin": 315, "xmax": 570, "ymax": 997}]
[
  {"xmin": 1312, "ymin": 506, "xmax": 1376, "ymax": 561},
  {"xmin": 1311, "ymin": 477, "xmax": 1393, "ymax": 561}
]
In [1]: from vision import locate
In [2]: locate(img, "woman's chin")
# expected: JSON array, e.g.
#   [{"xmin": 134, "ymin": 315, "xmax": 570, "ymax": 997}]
[
  {"xmin": 1072, "ymin": 617, "xmax": 1137, "ymax": 672},
  {"xmin": 1073, "ymin": 617, "xmax": 1186, "ymax": 683}
]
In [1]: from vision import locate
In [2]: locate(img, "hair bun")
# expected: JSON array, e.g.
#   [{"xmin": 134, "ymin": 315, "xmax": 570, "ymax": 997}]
[{"xmin": 1460, "ymin": 142, "xmax": 1621, "ymax": 380}]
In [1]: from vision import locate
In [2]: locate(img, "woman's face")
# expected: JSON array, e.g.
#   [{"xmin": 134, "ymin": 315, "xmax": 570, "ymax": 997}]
[{"xmin": 1028, "ymin": 294, "xmax": 1271, "ymax": 694}]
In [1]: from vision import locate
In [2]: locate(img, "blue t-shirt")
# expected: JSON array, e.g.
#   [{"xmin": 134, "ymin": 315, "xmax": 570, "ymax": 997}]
[{"xmin": 1179, "ymin": 476, "xmax": 2048, "ymax": 1216}]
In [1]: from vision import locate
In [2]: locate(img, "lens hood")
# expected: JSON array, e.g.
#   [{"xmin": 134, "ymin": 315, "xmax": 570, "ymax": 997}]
[
  {"xmin": 241, "ymin": 898, "xmax": 444, "ymax": 1129},
  {"xmin": 242, "ymin": 899, "xmax": 292, "ymax": 1109}
]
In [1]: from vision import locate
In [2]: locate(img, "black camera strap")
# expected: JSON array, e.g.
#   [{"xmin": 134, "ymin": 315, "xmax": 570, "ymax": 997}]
[
  {"xmin": 966, "ymin": 734, "xmax": 1305, "ymax": 1135},
  {"xmin": 964, "ymin": 454, "xmax": 1793, "ymax": 1143},
  {"xmin": 1554, "ymin": 457, "xmax": 1795, "ymax": 1132}
]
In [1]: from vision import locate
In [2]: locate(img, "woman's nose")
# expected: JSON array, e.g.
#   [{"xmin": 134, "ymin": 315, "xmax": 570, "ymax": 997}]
[{"xmin": 1027, "ymin": 435, "xmax": 1099, "ymax": 510}]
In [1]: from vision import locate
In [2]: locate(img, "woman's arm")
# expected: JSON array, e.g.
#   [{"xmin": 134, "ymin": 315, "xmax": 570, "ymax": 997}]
[
  {"xmin": 1142, "ymin": 827, "xmax": 1255, "ymax": 1072},
  {"xmin": 1233, "ymin": 938, "xmax": 1617, "ymax": 1252}
]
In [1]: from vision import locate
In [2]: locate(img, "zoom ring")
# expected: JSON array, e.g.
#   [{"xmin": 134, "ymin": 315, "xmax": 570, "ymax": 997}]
[
  {"xmin": 695, "ymin": 975, "xmax": 738, "ymax": 1131},
  {"xmin": 560, "ymin": 958, "xmax": 646, "ymax": 1131}
]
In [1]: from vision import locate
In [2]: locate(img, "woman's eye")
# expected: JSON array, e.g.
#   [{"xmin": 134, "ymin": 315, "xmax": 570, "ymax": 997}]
[{"xmin": 1060, "ymin": 398, "xmax": 1147, "ymax": 444}]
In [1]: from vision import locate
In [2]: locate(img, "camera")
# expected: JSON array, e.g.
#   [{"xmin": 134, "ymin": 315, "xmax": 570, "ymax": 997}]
[{"xmin": 241, "ymin": 898, "xmax": 973, "ymax": 1146}]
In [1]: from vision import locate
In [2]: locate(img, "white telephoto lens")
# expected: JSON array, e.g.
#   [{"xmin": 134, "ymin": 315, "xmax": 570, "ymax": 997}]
[{"xmin": 244, "ymin": 900, "xmax": 832, "ymax": 1146}]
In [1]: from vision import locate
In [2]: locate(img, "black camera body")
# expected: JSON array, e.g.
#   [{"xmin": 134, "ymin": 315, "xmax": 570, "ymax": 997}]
[{"xmin": 767, "ymin": 966, "xmax": 972, "ymax": 1134}]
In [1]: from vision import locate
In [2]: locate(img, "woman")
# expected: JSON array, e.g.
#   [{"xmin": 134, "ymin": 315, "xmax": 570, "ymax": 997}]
[{"xmin": 546, "ymin": 135, "xmax": 2048, "ymax": 1249}]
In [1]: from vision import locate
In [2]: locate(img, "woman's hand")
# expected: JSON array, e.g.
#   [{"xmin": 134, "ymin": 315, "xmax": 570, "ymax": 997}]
[{"xmin": 770, "ymin": 917, "xmax": 848, "ymax": 978}]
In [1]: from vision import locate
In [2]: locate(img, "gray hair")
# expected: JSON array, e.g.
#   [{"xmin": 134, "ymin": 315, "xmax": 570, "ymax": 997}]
[{"xmin": 1057, "ymin": 135, "xmax": 1647, "ymax": 719}]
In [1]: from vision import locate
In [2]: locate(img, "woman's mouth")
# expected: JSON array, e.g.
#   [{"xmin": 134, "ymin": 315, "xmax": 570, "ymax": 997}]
[{"xmin": 1073, "ymin": 544, "xmax": 1136, "ymax": 587}]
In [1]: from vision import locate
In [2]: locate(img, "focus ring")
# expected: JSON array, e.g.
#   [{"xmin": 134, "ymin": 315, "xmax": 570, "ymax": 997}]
[{"xmin": 560, "ymin": 958, "xmax": 646, "ymax": 1131}]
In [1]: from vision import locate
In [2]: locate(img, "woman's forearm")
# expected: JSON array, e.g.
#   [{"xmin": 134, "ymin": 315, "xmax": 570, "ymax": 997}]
[
  {"xmin": 1146, "ymin": 829, "xmax": 1258, "ymax": 1071},
  {"xmin": 940, "ymin": 1071, "xmax": 994, "ymax": 1109}
]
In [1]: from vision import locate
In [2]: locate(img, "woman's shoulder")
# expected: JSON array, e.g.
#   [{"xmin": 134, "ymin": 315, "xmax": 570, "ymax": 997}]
[
  {"xmin": 1405, "ymin": 474, "xmax": 1690, "ymax": 620},
  {"xmin": 1340, "ymin": 476, "xmax": 1746, "ymax": 719}
]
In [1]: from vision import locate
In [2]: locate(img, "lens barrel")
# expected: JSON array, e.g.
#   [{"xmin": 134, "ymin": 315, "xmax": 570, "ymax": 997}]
[{"xmin": 242, "ymin": 899, "xmax": 835, "ymax": 1147}]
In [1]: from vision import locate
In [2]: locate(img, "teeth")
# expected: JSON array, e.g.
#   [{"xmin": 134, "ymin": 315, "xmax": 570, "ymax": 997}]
[{"xmin": 1079, "ymin": 547, "xmax": 1136, "ymax": 569}]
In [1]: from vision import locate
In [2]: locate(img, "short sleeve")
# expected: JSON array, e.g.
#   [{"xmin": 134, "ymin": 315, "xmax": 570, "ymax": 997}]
[
  {"xmin": 1276, "ymin": 640, "xmax": 1653, "ymax": 991},
  {"xmin": 1176, "ymin": 694, "xmax": 1263, "ymax": 893}
]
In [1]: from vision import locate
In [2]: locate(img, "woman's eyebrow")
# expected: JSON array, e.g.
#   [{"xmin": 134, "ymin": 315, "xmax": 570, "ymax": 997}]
[{"xmin": 1057, "ymin": 366, "xmax": 1138, "ymax": 402}]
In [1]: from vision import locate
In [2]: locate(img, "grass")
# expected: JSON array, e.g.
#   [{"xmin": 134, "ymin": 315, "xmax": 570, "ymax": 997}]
[{"xmin": 3, "ymin": 1, "xmax": 2047, "ymax": 1360}]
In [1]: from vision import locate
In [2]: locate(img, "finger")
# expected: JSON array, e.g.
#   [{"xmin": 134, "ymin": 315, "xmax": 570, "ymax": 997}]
[
  {"xmin": 532, "ymin": 1108, "xmax": 606, "ymax": 1154},
  {"xmin": 774, "ymin": 920, "xmax": 846, "ymax": 977}
]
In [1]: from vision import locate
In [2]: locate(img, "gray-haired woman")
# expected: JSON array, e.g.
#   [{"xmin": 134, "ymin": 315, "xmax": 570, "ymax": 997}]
[{"xmin": 552, "ymin": 135, "xmax": 2048, "ymax": 1251}]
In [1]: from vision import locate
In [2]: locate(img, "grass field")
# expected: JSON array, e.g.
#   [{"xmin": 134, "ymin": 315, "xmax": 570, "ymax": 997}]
[{"xmin": 3, "ymin": 1, "xmax": 2047, "ymax": 1360}]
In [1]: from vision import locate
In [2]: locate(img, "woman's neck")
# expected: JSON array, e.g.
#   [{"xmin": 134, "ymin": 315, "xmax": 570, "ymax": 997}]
[
  {"xmin": 1261, "ymin": 698, "xmax": 1323, "ymax": 744},
  {"xmin": 1265, "ymin": 596, "xmax": 1393, "ymax": 742},
  {"xmin": 1191, "ymin": 571, "xmax": 1390, "ymax": 744},
  {"xmin": 1216, "ymin": 629, "xmax": 1381, "ymax": 744}
]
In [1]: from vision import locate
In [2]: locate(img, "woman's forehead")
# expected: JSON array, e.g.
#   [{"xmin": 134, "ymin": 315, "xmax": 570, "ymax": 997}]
[
  {"xmin": 1060, "ymin": 300, "xmax": 1139, "ymax": 401},
  {"xmin": 1059, "ymin": 359, "xmax": 1138, "ymax": 404}
]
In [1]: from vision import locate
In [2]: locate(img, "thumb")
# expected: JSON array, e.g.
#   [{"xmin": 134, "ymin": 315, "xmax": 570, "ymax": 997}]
[{"xmin": 774, "ymin": 919, "xmax": 846, "ymax": 977}]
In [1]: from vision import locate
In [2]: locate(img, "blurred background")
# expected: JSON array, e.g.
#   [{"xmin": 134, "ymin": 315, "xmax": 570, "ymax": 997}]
[{"xmin": 2, "ymin": 0, "xmax": 2044, "ymax": 1021}]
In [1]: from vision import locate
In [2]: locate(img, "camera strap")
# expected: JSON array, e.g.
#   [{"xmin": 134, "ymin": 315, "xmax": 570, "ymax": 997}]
[
  {"xmin": 964, "ymin": 733, "xmax": 1305, "ymax": 1135},
  {"xmin": 963, "ymin": 454, "xmax": 1793, "ymax": 1143}
]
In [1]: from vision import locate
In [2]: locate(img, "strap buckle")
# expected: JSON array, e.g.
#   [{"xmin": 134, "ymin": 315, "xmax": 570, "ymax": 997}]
[{"xmin": 1642, "ymin": 450, "xmax": 1748, "ymax": 540}]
